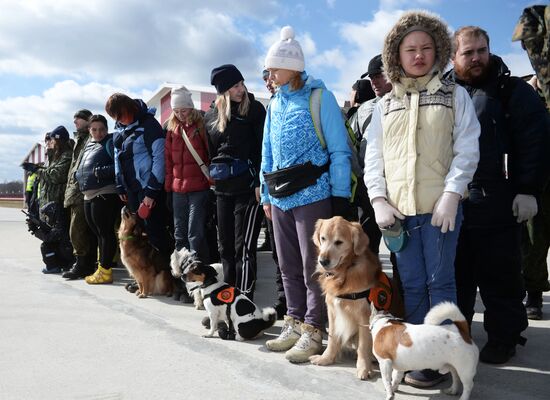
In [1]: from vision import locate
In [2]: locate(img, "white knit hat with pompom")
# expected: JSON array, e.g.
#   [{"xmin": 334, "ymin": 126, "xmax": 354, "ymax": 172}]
[{"xmin": 264, "ymin": 26, "xmax": 305, "ymax": 72}]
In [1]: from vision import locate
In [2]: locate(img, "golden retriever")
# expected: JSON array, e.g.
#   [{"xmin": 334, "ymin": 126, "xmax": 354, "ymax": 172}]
[
  {"xmin": 118, "ymin": 206, "xmax": 174, "ymax": 298},
  {"xmin": 309, "ymin": 216, "xmax": 382, "ymax": 380}
]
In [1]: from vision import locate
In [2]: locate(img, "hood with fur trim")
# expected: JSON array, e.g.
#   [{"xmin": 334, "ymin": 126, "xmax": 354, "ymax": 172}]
[{"xmin": 382, "ymin": 10, "xmax": 451, "ymax": 83}]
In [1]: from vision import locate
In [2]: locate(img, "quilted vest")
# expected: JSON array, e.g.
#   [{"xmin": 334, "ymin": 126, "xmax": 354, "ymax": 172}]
[{"xmin": 381, "ymin": 74, "xmax": 456, "ymax": 215}]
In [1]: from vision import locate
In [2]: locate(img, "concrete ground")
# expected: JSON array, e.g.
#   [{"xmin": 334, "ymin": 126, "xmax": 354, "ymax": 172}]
[{"xmin": 0, "ymin": 206, "xmax": 548, "ymax": 400}]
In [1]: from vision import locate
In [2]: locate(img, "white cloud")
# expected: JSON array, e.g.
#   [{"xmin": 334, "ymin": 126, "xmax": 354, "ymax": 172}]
[
  {"xmin": 0, "ymin": 80, "xmax": 153, "ymax": 181},
  {"xmin": 0, "ymin": 0, "xmax": 276, "ymax": 89}
]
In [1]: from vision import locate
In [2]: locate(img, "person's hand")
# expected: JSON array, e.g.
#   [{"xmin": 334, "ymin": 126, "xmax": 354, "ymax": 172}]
[
  {"xmin": 331, "ymin": 196, "xmax": 354, "ymax": 221},
  {"xmin": 142, "ymin": 196, "xmax": 155, "ymax": 208},
  {"xmin": 255, "ymin": 187, "xmax": 261, "ymax": 203},
  {"xmin": 119, "ymin": 194, "xmax": 128, "ymax": 203},
  {"xmin": 371, "ymin": 197, "xmax": 404, "ymax": 228},
  {"xmin": 431, "ymin": 192, "xmax": 461, "ymax": 233},
  {"xmin": 512, "ymin": 194, "xmax": 538, "ymax": 223},
  {"xmin": 263, "ymin": 204, "xmax": 272, "ymax": 220}
]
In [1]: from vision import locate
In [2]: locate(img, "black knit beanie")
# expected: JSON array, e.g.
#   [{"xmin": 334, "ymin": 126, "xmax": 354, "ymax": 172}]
[{"xmin": 210, "ymin": 64, "xmax": 244, "ymax": 94}]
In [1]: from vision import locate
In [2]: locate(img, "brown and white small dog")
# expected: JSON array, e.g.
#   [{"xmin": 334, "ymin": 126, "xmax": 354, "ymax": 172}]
[
  {"xmin": 310, "ymin": 216, "xmax": 382, "ymax": 380},
  {"xmin": 370, "ymin": 302, "xmax": 479, "ymax": 400},
  {"xmin": 170, "ymin": 247, "xmax": 224, "ymax": 310},
  {"xmin": 118, "ymin": 206, "xmax": 174, "ymax": 298}
]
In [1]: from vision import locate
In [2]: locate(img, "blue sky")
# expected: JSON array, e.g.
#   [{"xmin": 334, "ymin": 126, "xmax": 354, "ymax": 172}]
[{"xmin": 0, "ymin": 0, "xmax": 540, "ymax": 182}]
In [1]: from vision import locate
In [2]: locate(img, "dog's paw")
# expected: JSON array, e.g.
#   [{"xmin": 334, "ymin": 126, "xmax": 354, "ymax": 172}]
[
  {"xmin": 443, "ymin": 387, "xmax": 459, "ymax": 396},
  {"xmin": 385, "ymin": 394, "xmax": 395, "ymax": 400},
  {"xmin": 202, "ymin": 333, "xmax": 215, "ymax": 338},
  {"xmin": 137, "ymin": 292, "xmax": 147, "ymax": 299},
  {"xmin": 357, "ymin": 367, "xmax": 374, "ymax": 380},
  {"xmin": 309, "ymin": 355, "xmax": 334, "ymax": 366},
  {"xmin": 195, "ymin": 304, "xmax": 205, "ymax": 310}
]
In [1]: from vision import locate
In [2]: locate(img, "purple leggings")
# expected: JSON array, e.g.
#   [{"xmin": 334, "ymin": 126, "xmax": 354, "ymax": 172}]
[{"xmin": 271, "ymin": 198, "xmax": 332, "ymax": 329}]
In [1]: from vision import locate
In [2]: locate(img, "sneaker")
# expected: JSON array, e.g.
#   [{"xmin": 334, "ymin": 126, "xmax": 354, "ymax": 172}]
[
  {"xmin": 266, "ymin": 315, "xmax": 302, "ymax": 352},
  {"xmin": 85, "ymin": 265, "xmax": 113, "ymax": 284},
  {"xmin": 285, "ymin": 322, "xmax": 323, "ymax": 363},
  {"xmin": 125, "ymin": 281, "xmax": 139, "ymax": 293},
  {"xmin": 405, "ymin": 369, "xmax": 448, "ymax": 388},
  {"xmin": 479, "ymin": 341, "xmax": 516, "ymax": 364},
  {"xmin": 525, "ymin": 291, "xmax": 543, "ymax": 320},
  {"xmin": 42, "ymin": 266, "xmax": 62, "ymax": 274}
]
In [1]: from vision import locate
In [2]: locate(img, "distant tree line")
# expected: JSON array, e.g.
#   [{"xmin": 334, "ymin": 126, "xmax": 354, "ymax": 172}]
[{"xmin": 0, "ymin": 180, "xmax": 24, "ymax": 197}]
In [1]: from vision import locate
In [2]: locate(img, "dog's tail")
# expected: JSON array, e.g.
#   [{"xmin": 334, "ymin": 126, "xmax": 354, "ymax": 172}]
[
  {"xmin": 424, "ymin": 302, "xmax": 466, "ymax": 325},
  {"xmin": 261, "ymin": 307, "xmax": 277, "ymax": 329}
]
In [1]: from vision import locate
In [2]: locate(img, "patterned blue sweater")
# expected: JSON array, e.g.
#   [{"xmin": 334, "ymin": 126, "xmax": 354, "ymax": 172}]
[{"xmin": 260, "ymin": 73, "xmax": 351, "ymax": 211}]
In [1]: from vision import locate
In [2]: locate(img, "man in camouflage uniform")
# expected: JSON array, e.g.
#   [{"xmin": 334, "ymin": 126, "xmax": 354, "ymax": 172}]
[
  {"xmin": 512, "ymin": 4, "xmax": 550, "ymax": 108},
  {"xmin": 62, "ymin": 109, "xmax": 99, "ymax": 280},
  {"xmin": 513, "ymin": 5, "xmax": 550, "ymax": 320}
]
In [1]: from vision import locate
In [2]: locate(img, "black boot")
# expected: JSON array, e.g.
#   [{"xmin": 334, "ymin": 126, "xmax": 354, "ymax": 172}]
[
  {"xmin": 525, "ymin": 291, "xmax": 543, "ymax": 320},
  {"xmin": 62, "ymin": 256, "xmax": 95, "ymax": 280}
]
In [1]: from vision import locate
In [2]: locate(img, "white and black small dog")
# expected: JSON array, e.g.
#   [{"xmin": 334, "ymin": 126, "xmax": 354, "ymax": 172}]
[
  {"xmin": 173, "ymin": 250, "xmax": 276, "ymax": 341},
  {"xmin": 370, "ymin": 302, "xmax": 479, "ymax": 400},
  {"xmin": 170, "ymin": 248, "xmax": 223, "ymax": 310}
]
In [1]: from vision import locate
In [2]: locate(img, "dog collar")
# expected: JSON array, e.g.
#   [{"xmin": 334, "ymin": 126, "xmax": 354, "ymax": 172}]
[
  {"xmin": 337, "ymin": 289, "xmax": 371, "ymax": 300},
  {"xmin": 119, "ymin": 235, "xmax": 135, "ymax": 241}
]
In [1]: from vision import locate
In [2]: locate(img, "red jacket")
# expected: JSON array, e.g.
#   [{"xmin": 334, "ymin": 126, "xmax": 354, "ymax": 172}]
[{"xmin": 165, "ymin": 121, "xmax": 210, "ymax": 193}]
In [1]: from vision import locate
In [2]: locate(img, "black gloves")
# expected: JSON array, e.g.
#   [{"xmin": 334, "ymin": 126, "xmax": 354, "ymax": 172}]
[
  {"xmin": 331, "ymin": 196, "xmax": 356, "ymax": 221},
  {"xmin": 21, "ymin": 162, "xmax": 39, "ymax": 173}
]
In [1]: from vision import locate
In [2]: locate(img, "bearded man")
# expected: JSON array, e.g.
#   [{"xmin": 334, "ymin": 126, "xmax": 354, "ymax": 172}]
[{"xmin": 445, "ymin": 26, "xmax": 550, "ymax": 364}]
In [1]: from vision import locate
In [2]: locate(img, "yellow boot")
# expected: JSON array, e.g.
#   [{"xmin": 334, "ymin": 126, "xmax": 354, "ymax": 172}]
[{"xmin": 85, "ymin": 265, "xmax": 113, "ymax": 284}]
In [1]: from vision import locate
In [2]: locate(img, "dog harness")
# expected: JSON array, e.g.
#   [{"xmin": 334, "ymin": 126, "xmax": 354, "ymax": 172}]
[
  {"xmin": 204, "ymin": 283, "xmax": 239, "ymax": 337},
  {"xmin": 336, "ymin": 270, "xmax": 393, "ymax": 311}
]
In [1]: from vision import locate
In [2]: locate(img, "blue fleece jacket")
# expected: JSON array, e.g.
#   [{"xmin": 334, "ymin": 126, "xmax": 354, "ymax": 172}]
[{"xmin": 260, "ymin": 73, "xmax": 351, "ymax": 211}]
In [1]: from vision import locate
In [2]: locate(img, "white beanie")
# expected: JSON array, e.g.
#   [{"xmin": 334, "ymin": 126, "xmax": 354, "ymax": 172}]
[
  {"xmin": 170, "ymin": 85, "xmax": 194, "ymax": 109},
  {"xmin": 264, "ymin": 26, "xmax": 305, "ymax": 72}
]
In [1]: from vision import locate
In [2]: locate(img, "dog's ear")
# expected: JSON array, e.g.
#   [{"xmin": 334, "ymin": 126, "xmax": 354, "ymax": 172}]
[
  {"xmin": 313, "ymin": 218, "xmax": 325, "ymax": 248},
  {"xmin": 351, "ymin": 222, "xmax": 369, "ymax": 255}
]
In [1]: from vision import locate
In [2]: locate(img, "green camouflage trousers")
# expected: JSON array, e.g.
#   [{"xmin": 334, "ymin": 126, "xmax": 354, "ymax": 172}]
[
  {"xmin": 69, "ymin": 203, "xmax": 97, "ymax": 258},
  {"xmin": 522, "ymin": 183, "xmax": 550, "ymax": 292}
]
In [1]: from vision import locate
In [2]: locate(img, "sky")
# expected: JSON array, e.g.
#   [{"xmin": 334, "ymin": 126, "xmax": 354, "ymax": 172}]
[{"xmin": 0, "ymin": 0, "xmax": 541, "ymax": 182}]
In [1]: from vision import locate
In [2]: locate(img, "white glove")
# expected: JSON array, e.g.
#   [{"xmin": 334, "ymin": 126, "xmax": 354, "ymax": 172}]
[
  {"xmin": 372, "ymin": 197, "xmax": 405, "ymax": 228},
  {"xmin": 431, "ymin": 192, "xmax": 461, "ymax": 233},
  {"xmin": 512, "ymin": 194, "xmax": 538, "ymax": 223}
]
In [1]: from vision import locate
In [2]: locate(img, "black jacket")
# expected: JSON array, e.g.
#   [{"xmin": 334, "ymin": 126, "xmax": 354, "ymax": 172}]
[
  {"xmin": 205, "ymin": 93, "xmax": 266, "ymax": 196},
  {"xmin": 75, "ymin": 134, "xmax": 115, "ymax": 192},
  {"xmin": 445, "ymin": 55, "xmax": 549, "ymax": 196}
]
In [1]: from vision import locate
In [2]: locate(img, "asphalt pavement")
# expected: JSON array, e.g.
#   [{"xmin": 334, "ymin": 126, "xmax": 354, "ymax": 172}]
[{"xmin": 0, "ymin": 206, "xmax": 548, "ymax": 400}]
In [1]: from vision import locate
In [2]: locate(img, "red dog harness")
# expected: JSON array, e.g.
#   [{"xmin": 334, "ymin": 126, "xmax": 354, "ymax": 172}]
[{"xmin": 336, "ymin": 270, "xmax": 393, "ymax": 311}]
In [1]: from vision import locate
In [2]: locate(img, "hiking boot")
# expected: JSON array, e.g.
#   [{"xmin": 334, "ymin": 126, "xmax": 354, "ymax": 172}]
[
  {"xmin": 479, "ymin": 341, "xmax": 516, "ymax": 364},
  {"xmin": 62, "ymin": 256, "xmax": 95, "ymax": 280},
  {"xmin": 525, "ymin": 291, "xmax": 543, "ymax": 320},
  {"xmin": 405, "ymin": 369, "xmax": 448, "ymax": 388},
  {"xmin": 85, "ymin": 265, "xmax": 113, "ymax": 284},
  {"xmin": 285, "ymin": 322, "xmax": 323, "ymax": 363},
  {"xmin": 266, "ymin": 316, "xmax": 301, "ymax": 352},
  {"xmin": 201, "ymin": 316, "xmax": 228, "ymax": 331}
]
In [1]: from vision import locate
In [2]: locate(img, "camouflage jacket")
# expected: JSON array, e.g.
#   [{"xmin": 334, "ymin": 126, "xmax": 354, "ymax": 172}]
[
  {"xmin": 512, "ymin": 5, "xmax": 550, "ymax": 109},
  {"xmin": 38, "ymin": 148, "xmax": 72, "ymax": 208},
  {"xmin": 63, "ymin": 128, "xmax": 90, "ymax": 207}
]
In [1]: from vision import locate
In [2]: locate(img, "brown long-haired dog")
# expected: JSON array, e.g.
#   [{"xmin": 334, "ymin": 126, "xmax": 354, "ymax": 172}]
[
  {"xmin": 118, "ymin": 206, "xmax": 174, "ymax": 298},
  {"xmin": 309, "ymin": 216, "xmax": 381, "ymax": 380}
]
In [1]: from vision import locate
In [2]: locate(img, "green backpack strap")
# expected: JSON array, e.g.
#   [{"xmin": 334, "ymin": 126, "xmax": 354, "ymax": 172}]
[{"xmin": 309, "ymin": 88, "xmax": 326, "ymax": 149}]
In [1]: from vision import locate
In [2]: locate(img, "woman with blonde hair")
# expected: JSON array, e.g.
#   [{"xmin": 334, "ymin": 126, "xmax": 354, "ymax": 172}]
[
  {"xmin": 205, "ymin": 64, "xmax": 266, "ymax": 300},
  {"xmin": 165, "ymin": 86, "xmax": 211, "ymax": 262}
]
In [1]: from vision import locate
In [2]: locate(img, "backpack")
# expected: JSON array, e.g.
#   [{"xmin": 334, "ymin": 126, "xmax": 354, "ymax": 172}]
[{"xmin": 309, "ymin": 88, "xmax": 362, "ymax": 201}]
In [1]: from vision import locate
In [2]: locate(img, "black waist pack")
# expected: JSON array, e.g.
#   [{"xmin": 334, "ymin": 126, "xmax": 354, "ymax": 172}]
[{"xmin": 263, "ymin": 161, "xmax": 329, "ymax": 198}]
